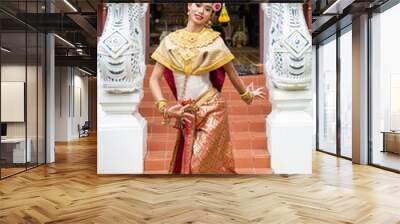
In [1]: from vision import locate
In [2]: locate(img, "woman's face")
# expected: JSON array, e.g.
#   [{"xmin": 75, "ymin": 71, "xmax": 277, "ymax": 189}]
[{"xmin": 187, "ymin": 3, "xmax": 214, "ymax": 26}]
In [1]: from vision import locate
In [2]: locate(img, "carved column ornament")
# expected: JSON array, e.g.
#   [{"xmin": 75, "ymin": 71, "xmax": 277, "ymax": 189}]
[
  {"xmin": 262, "ymin": 3, "xmax": 312, "ymax": 90},
  {"xmin": 98, "ymin": 3, "xmax": 148, "ymax": 94}
]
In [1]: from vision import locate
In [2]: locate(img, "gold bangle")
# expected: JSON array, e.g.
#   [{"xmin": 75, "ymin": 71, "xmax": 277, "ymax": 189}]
[
  {"xmin": 155, "ymin": 99, "xmax": 171, "ymax": 125},
  {"xmin": 161, "ymin": 106, "xmax": 171, "ymax": 125},
  {"xmin": 240, "ymin": 90, "xmax": 253, "ymax": 105},
  {"xmin": 155, "ymin": 99, "xmax": 168, "ymax": 113}
]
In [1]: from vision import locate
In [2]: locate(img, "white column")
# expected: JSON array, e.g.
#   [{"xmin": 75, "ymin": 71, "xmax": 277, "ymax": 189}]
[
  {"xmin": 352, "ymin": 14, "xmax": 369, "ymax": 164},
  {"xmin": 267, "ymin": 90, "xmax": 313, "ymax": 174},
  {"xmin": 97, "ymin": 91, "xmax": 147, "ymax": 174},
  {"xmin": 97, "ymin": 3, "xmax": 148, "ymax": 174},
  {"xmin": 54, "ymin": 67, "xmax": 74, "ymax": 141},
  {"xmin": 262, "ymin": 3, "xmax": 313, "ymax": 174},
  {"xmin": 46, "ymin": 32, "xmax": 55, "ymax": 163}
]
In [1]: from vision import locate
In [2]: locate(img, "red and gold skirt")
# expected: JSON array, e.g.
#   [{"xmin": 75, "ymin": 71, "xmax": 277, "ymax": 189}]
[{"xmin": 169, "ymin": 88, "xmax": 236, "ymax": 174}]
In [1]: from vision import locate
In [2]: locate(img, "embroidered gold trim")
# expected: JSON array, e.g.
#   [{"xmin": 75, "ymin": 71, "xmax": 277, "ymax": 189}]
[
  {"xmin": 193, "ymin": 53, "xmax": 235, "ymax": 75},
  {"xmin": 152, "ymin": 50, "xmax": 235, "ymax": 76},
  {"xmin": 151, "ymin": 51, "xmax": 180, "ymax": 72},
  {"xmin": 169, "ymin": 28, "xmax": 220, "ymax": 49},
  {"xmin": 150, "ymin": 27, "xmax": 235, "ymax": 76}
]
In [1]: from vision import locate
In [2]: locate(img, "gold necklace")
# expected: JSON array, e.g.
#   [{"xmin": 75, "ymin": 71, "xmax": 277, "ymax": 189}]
[{"xmin": 169, "ymin": 27, "xmax": 219, "ymax": 49}]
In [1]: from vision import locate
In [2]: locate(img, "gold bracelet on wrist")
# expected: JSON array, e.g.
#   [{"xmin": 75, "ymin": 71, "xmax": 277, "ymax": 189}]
[
  {"xmin": 155, "ymin": 99, "xmax": 168, "ymax": 113},
  {"xmin": 155, "ymin": 99, "xmax": 170, "ymax": 125},
  {"xmin": 161, "ymin": 107, "xmax": 171, "ymax": 125},
  {"xmin": 240, "ymin": 90, "xmax": 254, "ymax": 105}
]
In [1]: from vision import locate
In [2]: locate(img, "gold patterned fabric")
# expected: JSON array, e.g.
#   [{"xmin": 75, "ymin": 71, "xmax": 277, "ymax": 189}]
[
  {"xmin": 151, "ymin": 27, "xmax": 235, "ymax": 75},
  {"xmin": 169, "ymin": 88, "xmax": 236, "ymax": 174}
]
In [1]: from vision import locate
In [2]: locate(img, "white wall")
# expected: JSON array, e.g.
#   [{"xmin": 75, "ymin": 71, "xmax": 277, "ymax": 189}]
[
  {"xmin": 55, "ymin": 66, "xmax": 69, "ymax": 141},
  {"xmin": 72, "ymin": 73, "xmax": 89, "ymax": 138},
  {"xmin": 1, "ymin": 65, "xmax": 25, "ymax": 135},
  {"xmin": 1, "ymin": 63, "xmax": 46, "ymax": 164},
  {"xmin": 1, "ymin": 65, "xmax": 40, "ymax": 138},
  {"xmin": 55, "ymin": 67, "xmax": 89, "ymax": 141}
]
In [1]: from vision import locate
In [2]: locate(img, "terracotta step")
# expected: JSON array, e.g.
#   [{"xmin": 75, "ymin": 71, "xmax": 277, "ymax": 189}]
[
  {"xmin": 144, "ymin": 65, "xmax": 266, "ymax": 80},
  {"xmin": 145, "ymin": 128, "xmax": 268, "ymax": 148},
  {"xmin": 140, "ymin": 95, "xmax": 270, "ymax": 106},
  {"xmin": 144, "ymin": 159, "xmax": 168, "ymax": 172},
  {"xmin": 139, "ymin": 102, "xmax": 272, "ymax": 117},
  {"xmin": 233, "ymin": 150, "xmax": 270, "ymax": 168},
  {"xmin": 144, "ymin": 115, "xmax": 266, "ymax": 134},
  {"xmin": 146, "ymin": 140, "xmax": 269, "ymax": 152},
  {"xmin": 141, "ymin": 81, "xmax": 268, "ymax": 92},
  {"xmin": 144, "ymin": 131, "xmax": 271, "ymax": 172},
  {"xmin": 142, "ymin": 83, "xmax": 269, "ymax": 96},
  {"xmin": 142, "ymin": 89, "xmax": 270, "ymax": 101},
  {"xmin": 143, "ymin": 168, "xmax": 272, "ymax": 174},
  {"xmin": 235, "ymin": 168, "xmax": 272, "ymax": 174},
  {"xmin": 144, "ymin": 149, "xmax": 270, "ymax": 172},
  {"xmin": 146, "ymin": 132, "xmax": 268, "ymax": 152},
  {"xmin": 143, "ymin": 114, "xmax": 267, "ymax": 122},
  {"xmin": 142, "ymin": 81, "xmax": 268, "ymax": 92}
]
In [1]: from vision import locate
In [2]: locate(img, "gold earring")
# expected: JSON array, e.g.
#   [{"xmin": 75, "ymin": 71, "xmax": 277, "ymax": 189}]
[{"xmin": 207, "ymin": 20, "xmax": 213, "ymax": 28}]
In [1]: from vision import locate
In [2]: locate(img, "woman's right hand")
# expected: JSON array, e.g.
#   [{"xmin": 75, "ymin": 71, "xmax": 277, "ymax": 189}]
[{"xmin": 166, "ymin": 104, "xmax": 195, "ymax": 124}]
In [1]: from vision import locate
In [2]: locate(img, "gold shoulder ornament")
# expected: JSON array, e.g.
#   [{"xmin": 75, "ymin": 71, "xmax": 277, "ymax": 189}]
[{"xmin": 151, "ymin": 27, "xmax": 235, "ymax": 75}]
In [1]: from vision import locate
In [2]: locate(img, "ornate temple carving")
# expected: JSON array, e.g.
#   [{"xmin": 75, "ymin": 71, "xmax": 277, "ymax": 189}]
[
  {"xmin": 262, "ymin": 3, "xmax": 312, "ymax": 90},
  {"xmin": 98, "ymin": 3, "xmax": 148, "ymax": 93}
]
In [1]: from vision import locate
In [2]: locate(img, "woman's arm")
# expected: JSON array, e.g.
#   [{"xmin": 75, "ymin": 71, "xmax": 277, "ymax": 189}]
[
  {"xmin": 149, "ymin": 62, "xmax": 194, "ymax": 124},
  {"xmin": 223, "ymin": 61, "xmax": 266, "ymax": 104},
  {"xmin": 222, "ymin": 61, "xmax": 247, "ymax": 94},
  {"xmin": 149, "ymin": 62, "xmax": 166, "ymax": 102}
]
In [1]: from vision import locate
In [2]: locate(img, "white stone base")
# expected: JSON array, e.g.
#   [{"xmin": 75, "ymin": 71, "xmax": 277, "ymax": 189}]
[
  {"xmin": 267, "ymin": 89, "xmax": 313, "ymax": 174},
  {"xmin": 97, "ymin": 94, "xmax": 147, "ymax": 174}
]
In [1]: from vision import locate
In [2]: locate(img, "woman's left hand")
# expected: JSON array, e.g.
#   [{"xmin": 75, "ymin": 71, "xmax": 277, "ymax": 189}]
[{"xmin": 246, "ymin": 82, "xmax": 266, "ymax": 100}]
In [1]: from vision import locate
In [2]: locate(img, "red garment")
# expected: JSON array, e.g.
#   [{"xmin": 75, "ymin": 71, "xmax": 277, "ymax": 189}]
[{"xmin": 162, "ymin": 68, "xmax": 234, "ymax": 174}]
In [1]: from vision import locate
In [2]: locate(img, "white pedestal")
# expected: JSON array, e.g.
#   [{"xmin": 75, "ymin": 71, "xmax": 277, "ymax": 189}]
[
  {"xmin": 97, "ymin": 93, "xmax": 147, "ymax": 174},
  {"xmin": 267, "ymin": 88, "xmax": 313, "ymax": 174}
]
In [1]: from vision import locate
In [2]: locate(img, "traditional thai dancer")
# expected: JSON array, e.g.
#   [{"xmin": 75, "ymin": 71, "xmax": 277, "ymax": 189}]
[{"xmin": 149, "ymin": 3, "xmax": 265, "ymax": 174}]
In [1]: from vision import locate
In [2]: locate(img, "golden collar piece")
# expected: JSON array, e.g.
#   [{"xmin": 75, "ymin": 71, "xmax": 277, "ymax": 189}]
[
  {"xmin": 169, "ymin": 28, "xmax": 220, "ymax": 49},
  {"xmin": 151, "ymin": 27, "xmax": 235, "ymax": 75}
]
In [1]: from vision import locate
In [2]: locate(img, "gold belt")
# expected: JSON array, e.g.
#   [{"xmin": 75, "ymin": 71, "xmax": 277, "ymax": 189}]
[{"xmin": 179, "ymin": 87, "xmax": 218, "ymax": 113}]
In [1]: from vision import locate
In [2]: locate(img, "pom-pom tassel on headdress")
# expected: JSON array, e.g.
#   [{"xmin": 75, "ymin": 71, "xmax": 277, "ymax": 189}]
[{"xmin": 218, "ymin": 3, "xmax": 230, "ymax": 23}]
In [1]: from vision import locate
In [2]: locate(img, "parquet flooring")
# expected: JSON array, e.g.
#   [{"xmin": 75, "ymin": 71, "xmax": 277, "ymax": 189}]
[{"xmin": 1, "ymin": 135, "xmax": 400, "ymax": 223}]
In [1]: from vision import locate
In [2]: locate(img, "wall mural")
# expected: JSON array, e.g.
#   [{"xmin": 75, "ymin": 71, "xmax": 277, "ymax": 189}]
[{"xmin": 97, "ymin": 3, "xmax": 313, "ymax": 175}]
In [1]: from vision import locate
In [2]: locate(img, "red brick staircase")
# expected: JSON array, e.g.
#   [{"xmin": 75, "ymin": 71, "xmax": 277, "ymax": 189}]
[{"xmin": 140, "ymin": 65, "xmax": 272, "ymax": 174}]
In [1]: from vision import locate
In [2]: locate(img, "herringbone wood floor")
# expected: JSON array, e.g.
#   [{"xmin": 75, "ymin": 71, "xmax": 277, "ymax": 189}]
[{"xmin": 1, "ymin": 135, "xmax": 400, "ymax": 223}]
